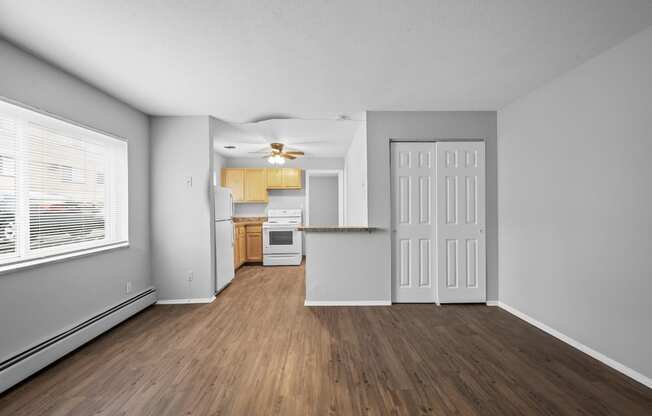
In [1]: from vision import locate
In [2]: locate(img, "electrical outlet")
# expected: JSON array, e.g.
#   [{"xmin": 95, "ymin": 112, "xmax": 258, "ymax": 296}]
[
  {"xmin": 125, "ymin": 280, "xmax": 132, "ymax": 294},
  {"xmin": 187, "ymin": 271, "xmax": 193, "ymax": 282}
]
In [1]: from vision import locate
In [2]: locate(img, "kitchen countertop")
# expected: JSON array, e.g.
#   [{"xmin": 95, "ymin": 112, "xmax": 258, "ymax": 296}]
[
  {"xmin": 298, "ymin": 225, "xmax": 377, "ymax": 232},
  {"xmin": 233, "ymin": 217, "xmax": 266, "ymax": 226}
]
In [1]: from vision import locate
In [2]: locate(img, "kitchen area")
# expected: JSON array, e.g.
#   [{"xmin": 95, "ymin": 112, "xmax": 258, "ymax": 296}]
[
  {"xmin": 213, "ymin": 138, "xmax": 346, "ymax": 294},
  {"xmin": 222, "ymin": 166, "xmax": 303, "ymax": 265},
  {"xmin": 150, "ymin": 115, "xmax": 367, "ymax": 305}
]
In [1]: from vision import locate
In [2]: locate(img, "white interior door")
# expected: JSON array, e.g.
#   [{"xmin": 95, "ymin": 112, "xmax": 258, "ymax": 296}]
[
  {"xmin": 436, "ymin": 142, "xmax": 486, "ymax": 303},
  {"xmin": 391, "ymin": 142, "xmax": 436, "ymax": 303}
]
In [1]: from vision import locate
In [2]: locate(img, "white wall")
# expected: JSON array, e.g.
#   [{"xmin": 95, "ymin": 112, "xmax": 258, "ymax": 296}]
[
  {"xmin": 213, "ymin": 152, "xmax": 226, "ymax": 187},
  {"xmin": 150, "ymin": 116, "xmax": 214, "ymax": 301},
  {"xmin": 498, "ymin": 26, "xmax": 652, "ymax": 381},
  {"xmin": 0, "ymin": 40, "xmax": 151, "ymax": 361},
  {"xmin": 344, "ymin": 123, "xmax": 368, "ymax": 225}
]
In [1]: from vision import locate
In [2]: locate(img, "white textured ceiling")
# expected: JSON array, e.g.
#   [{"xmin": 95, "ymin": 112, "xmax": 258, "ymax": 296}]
[
  {"xmin": 212, "ymin": 118, "xmax": 362, "ymax": 158},
  {"xmin": 2, "ymin": 0, "xmax": 652, "ymax": 124}
]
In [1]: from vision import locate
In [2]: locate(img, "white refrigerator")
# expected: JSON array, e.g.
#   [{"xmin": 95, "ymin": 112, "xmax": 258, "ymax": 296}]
[{"xmin": 215, "ymin": 187, "xmax": 235, "ymax": 293}]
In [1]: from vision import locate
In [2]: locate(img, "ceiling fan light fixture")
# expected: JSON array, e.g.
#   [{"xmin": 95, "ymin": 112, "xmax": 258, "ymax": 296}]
[{"xmin": 267, "ymin": 154, "xmax": 285, "ymax": 165}]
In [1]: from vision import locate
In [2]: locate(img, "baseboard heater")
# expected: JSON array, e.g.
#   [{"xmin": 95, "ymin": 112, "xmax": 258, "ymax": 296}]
[{"xmin": 0, "ymin": 288, "xmax": 157, "ymax": 394}]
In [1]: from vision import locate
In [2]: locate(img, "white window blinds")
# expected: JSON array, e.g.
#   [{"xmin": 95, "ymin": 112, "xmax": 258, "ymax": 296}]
[{"xmin": 0, "ymin": 99, "xmax": 128, "ymax": 268}]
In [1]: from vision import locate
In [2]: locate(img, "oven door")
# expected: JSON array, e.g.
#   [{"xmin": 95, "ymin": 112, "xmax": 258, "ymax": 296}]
[{"xmin": 263, "ymin": 227, "xmax": 300, "ymax": 254}]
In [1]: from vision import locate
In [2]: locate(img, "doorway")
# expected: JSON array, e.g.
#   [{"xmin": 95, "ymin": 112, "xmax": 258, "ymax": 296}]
[
  {"xmin": 390, "ymin": 141, "xmax": 486, "ymax": 304},
  {"xmin": 305, "ymin": 170, "xmax": 344, "ymax": 226}
]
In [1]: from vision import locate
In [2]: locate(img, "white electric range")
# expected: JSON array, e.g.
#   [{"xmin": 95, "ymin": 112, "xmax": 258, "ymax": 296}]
[{"xmin": 263, "ymin": 209, "xmax": 302, "ymax": 266}]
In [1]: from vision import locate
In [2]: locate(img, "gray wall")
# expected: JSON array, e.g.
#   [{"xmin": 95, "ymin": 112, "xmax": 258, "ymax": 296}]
[
  {"xmin": 366, "ymin": 111, "xmax": 499, "ymax": 301},
  {"xmin": 0, "ymin": 39, "xmax": 151, "ymax": 361},
  {"xmin": 498, "ymin": 26, "xmax": 652, "ymax": 379},
  {"xmin": 150, "ymin": 116, "xmax": 214, "ymax": 301},
  {"xmin": 308, "ymin": 176, "xmax": 339, "ymax": 225},
  {"xmin": 305, "ymin": 231, "xmax": 387, "ymax": 303}
]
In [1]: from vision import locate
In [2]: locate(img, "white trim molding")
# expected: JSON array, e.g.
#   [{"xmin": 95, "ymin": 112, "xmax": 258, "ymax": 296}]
[
  {"xmin": 496, "ymin": 302, "xmax": 652, "ymax": 389},
  {"xmin": 304, "ymin": 300, "xmax": 391, "ymax": 307},
  {"xmin": 486, "ymin": 300, "xmax": 499, "ymax": 306},
  {"xmin": 156, "ymin": 296, "xmax": 216, "ymax": 305}
]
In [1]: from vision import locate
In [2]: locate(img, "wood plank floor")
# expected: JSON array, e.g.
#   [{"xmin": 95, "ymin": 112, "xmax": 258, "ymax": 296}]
[{"xmin": 1, "ymin": 263, "xmax": 651, "ymax": 415}]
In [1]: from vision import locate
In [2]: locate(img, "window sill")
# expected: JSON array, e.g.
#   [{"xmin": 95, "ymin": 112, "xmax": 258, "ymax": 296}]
[{"xmin": 0, "ymin": 242, "xmax": 130, "ymax": 276}]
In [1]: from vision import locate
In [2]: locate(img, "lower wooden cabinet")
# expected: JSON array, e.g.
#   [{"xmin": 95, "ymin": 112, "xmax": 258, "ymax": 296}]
[
  {"xmin": 234, "ymin": 223, "xmax": 263, "ymax": 269},
  {"xmin": 234, "ymin": 224, "xmax": 247, "ymax": 269},
  {"xmin": 238, "ymin": 227, "xmax": 246, "ymax": 266},
  {"xmin": 245, "ymin": 226, "xmax": 262, "ymax": 261}
]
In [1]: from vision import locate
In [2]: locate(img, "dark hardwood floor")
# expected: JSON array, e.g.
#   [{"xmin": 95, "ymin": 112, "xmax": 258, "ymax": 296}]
[{"xmin": 1, "ymin": 263, "xmax": 650, "ymax": 415}]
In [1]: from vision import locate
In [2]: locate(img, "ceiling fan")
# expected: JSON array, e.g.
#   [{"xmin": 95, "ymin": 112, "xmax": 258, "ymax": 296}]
[{"xmin": 256, "ymin": 142, "xmax": 304, "ymax": 165}]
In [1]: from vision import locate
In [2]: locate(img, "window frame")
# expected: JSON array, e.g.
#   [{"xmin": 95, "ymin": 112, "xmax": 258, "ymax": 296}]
[{"xmin": 0, "ymin": 96, "xmax": 129, "ymax": 274}]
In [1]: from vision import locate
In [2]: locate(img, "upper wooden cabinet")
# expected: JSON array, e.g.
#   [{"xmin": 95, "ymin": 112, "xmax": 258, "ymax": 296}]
[
  {"xmin": 221, "ymin": 168, "xmax": 244, "ymax": 201},
  {"xmin": 282, "ymin": 168, "xmax": 302, "ymax": 189},
  {"xmin": 244, "ymin": 169, "xmax": 268, "ymax": 203},
  {"xmin": 222, "ymin": 168, "xmax": 302, "ymax": 203},
  {"xmin": 267, "ymin": 168, "xmax": 302, "ymax": 189},
  {"xmin": 266, "ymin": 168, "xmax": 284, "ymax": 188}
]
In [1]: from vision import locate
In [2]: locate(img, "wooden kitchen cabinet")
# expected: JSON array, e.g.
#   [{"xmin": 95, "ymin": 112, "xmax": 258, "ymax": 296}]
[
  {"xmin": 234, "ymin": 223, "xmax": 263, "ymax": 269},
  {"xmin": 245, "ymin": 225, "xmax": 262, "ymax": 261},
  {"xmin": 222, "ymin": 168, "xmax": 245, "ymax": 202},
  {"xmin": 244, "ymin": 169, "xmax": 268, "ymax": 202},
  {"xmin": 233, "ymin": 225, "xmax": 239, "ymax": 268},
  {"xmin": 237, "ymin": 225, "xmax": 246, "ymax": 266},
  {"xmin": 282, "ymin": 168, "xmax": 302, "ymax": 189},
  {"xmin": 266, "ymin": 168, "xmax": 302, "ymax": 189},
  {"xmin": 233, "ymin": 224, "xmax": 246, "ymax": 269},
  {"xmin": 266, "ymin": 168, "xmax": 284, "ymax": 188},
  {"xmin": 222, "ymin": 168, "xmax": 302, "ymax": 203}
]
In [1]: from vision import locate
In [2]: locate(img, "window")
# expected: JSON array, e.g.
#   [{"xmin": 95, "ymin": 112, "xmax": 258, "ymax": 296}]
[
  {"xmin": 0, "ymin": 99, "xmax": 128, "ymax": 269},
  {"xmin": 0, "ymin": 155, "xmax": 16, "ymax": 177}
]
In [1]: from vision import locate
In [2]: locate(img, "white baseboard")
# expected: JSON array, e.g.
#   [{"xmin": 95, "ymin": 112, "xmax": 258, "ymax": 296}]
[
  {"xmin": 496, "ymin": 301, "xmax": 652, "ymax": 389},
  {"xmin": 0, "ymin": 288, "xmax": 157, "ymax": 394},
  {"xmin": 156, "ymin": 296, "xmax": 215, "ymax": 305},
  {"xmin": 486, "ymin": 300, "xmax": 499, "ymax": 306},
  {"xmin": 304, "ymin": 300, "xmax": 392, "ymax": 306}
]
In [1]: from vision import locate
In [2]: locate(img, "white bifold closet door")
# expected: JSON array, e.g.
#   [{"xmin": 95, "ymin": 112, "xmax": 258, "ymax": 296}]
[
  {"xmin": 391, "ymin": 142, "xmax": 436, "ymax": 303},
  {"xmin": 436, "ymin": 141, "xmax": 486, "ymax": 303},
  {"xmin": 391, "ymin": 141, "xmax": 486, "ymax": 304}
]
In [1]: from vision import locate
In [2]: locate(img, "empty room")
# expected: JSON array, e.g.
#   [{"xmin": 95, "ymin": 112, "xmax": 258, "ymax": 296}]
[{"xmin": 0, "ymin": 1, "xmax": 651, "ymax": 415}]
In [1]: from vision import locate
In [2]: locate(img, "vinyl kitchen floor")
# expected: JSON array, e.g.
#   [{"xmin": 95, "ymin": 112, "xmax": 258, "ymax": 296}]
[{"xmin": 1, "ymin": 262, "xmax": 651, "ymax": 415}]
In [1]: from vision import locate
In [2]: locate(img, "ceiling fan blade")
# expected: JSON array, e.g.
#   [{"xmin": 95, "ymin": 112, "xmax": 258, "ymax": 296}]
[
  {"xmin": 281, "ymin": 154, "xmax": 296, "ymax": 160},
  {"xmin": 284, "ymin": 151, "xmax": 305, "ymax": 155}
]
